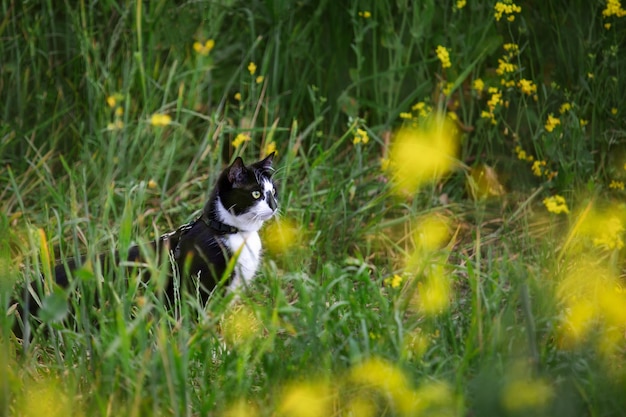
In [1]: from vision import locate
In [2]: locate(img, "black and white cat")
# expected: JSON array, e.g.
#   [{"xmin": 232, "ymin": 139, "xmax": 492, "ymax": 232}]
[{"xmin": 13, "ymin": 153, "xmax": 278, "ymax": 333}]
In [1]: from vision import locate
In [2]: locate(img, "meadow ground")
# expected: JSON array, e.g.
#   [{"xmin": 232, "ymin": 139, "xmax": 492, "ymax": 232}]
[{"xmin": 1, "ymin": 1, "xmax": 626, "ymax": 416}]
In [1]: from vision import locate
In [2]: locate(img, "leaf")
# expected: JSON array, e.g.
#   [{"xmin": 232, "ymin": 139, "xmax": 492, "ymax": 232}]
[{"xmin": 39, "ymin": 288, "xmax": 69, "ymax": 324}]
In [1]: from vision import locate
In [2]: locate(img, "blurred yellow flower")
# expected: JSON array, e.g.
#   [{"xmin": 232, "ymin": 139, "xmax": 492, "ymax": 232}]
[
  {"xmin": 193, "ymin": 39, "xmax": 215, "ymax": 56},
  {"xmin": 413, "ymin": 266, "xmax": 451, "ymax": 315},
  {"xmin": 469, "ymin": 164, "xmax": 505, "ymax": 198},
  {"xmin": 399, "ymin": 112, "xmax": 412, "ymax": 119},
  {"xmin": 350, "ymin": 357, "xmax": 416, "ymax": 414},
  {"xmin": 224, "ymin": 401, "xmax": 258, "ymax": 417},
  {"xmin": 592, "ymin": 216, "xmax": 624, "ymax": 250},
  {"xmin": 17, "ymin": 378, "xmax": 76, "ymax": 417},
  {"xmin": 611, "ymin": 107, "xmax": 618, "ymax": 115},
  {"xmin": 150, "ymin": 113, "xmax": 172, "ymax": 126},
  {"xmin": 435, "ymin": 45, "xmax": 452, "ymax": 68},
  {"xmin": 502, "ymin": 378, "xmax": 554, "ymax": 412},
  {"xmin": 106, "ymin": 93, "xmax": 124, "ymax": 108},
  {"xmin": 263, "ymin": 218, "xmax": 298, "ymax": 255},
  {"xmin": 544, "ymin": 114, "xmax": 560, "ymax": 132},
  {"xmin": 456, "ymin": 0, "xmax": 467, "ymax": 9},
  {"xmin": 278, "ymin": 382, "xmax": 331, "ymax": 417},
  {"xmin": 107, "ymin": 120, "xmax": 124, "ymax": 131},
  {"xmin": 147, "ymin": 179, "xmax": 158, "ymax": 189},
  {"xmin": 221, "ymin": 304, "xmax": 262, "ymax": 347},
  {"xmin": 609, "ymin": 180, "xmax": 624, "ymax": 190},
  {"xmin": 256, "ymin": 75, "xmax": 264, "ymax": 84},
  {"xmin": 248, "ymin": 61, "xmax": 257, "ymax": 75},
  {"xmin": 413, "ymin": 214, "xmax": 451, "ymax": 253},
  {"xmin": 232, "ymin": 133, "xmax": 251, "ymax": 148},
  {"xmin": 543, "ymin": 195, "xmax": 569, "ymax": 214},
  {"xmin": 387, "ymin": 116, "xmax": 459, "ymax": 192},
  {"xmin": 403, "ymin": 330, "xmax": 429, "ymax": 359},
  {"xmin": 358, "ymin": 10, "xmax": 372, "ymax": 18},
  {"xmin": 234, "ymin": 92, "xmax": 242, "ymax": 101}
]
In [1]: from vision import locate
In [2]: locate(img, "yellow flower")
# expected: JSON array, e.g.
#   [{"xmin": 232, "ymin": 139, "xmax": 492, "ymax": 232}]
[
  {"xmin": 559, "ymin": 102, "xmax": 572, "ymax": 114},
  {"xmin": 605, "ymin": 22, "xmax": 612, "ymax": 29},
  {"xmin": 150, "ymin": 113, "xmax": 172, "ymax": 126},
  {"xmin": 602, "ymin": 0, "xmax": 626, "ymax": 17},
  {"xmin": 353, "ymin": 128, "xmax": 369, "ymax": 145},
  {"xmin": 472, "ymin": 78, "xmax": 485, "ymax": 93},
  {"xmin": 399, "ymin": 112, "xmax": 412, "ymax": 119},
  {"xmin": 264, "ymin": 141, "xmax": 277, "ymax": 157},
  {"xmin": 587, "ymin": 72, "xmax": 594, "ymax": 79},
  {"xmin": 384, "ymin": 274, "xmax": 404, "ymax": 289},
  {"xmin": 496, "ymin": 58, "xmax": 517, "ymax": 75},
  {"xmin": 221, "ymin": 304, "xmax": 262, "ymax": 347},
  {"xmin": 234, "ymin": 92, "xmax": 242, "ymax": 101},
  {"xmin": 387, "ymin": 116, "xmax": 459, "ymax": 192},
  {"xmin": 193, "ymin": 39, "xmax": 215, "ymax": 56},
  {"xmin": 456, "ymin": 0, "xmax": 467, "ymax": 9},
  {"xmin": 518, "ymin": 78, "xmax": 537, "ymax": 95},
  {"xmin": 413, "ymin": 266, "xmax": 451, "ymax": 315},
  {"xmin": 435, "ymin": 45, "xmax": 452, "ymax": 69},
  {"xmin": 494, "ymin": 1, "xmax": 522, "ymax": 21},
  {"xmin": 147, "ymin": 179, "xmax": 158, "ymax": 189},
  {"xmin": 411, "ymin": 101, "xmax": 432, "ymax": 117},
  {"xmin": 514, "ymin": 145, "xmax": 533, "ymax": 162},
  {"xmin": 592, "ymin": 216, "xmax": 625, "ymax": 250},
  {"xmin": 611, "ymin": 107, "xmax": 618, "ymax": 115},
  {"xmin": 248, "ymin": 61, "xmax": 257, "ymax": 75},
  {"xmin": 609, "ymin": 180, "xmax": 624, "ymax": 190},
  {"xmin": 278, "ymin": 382, "xmax": 331, "ymax": 417},
  {"xmin": 543, "ymin": 195, "xmax": 569, "ymax": 214},
  {"xmin": 107, "ymin": 120, "xmax": 124, "ymax": 131},
  {"xmin": 106, "ymin": 93, "xmax": 124, "ymax": 108},
  {"xmin": 532, "ymin": 160, "xmax": 546, "ymax": 176},
  {"xmin": 502, "ymin": 378, "xmax": 554, "ymax": 412},
  {"xmin": 580, "ymin": 118, "xmax": 589, "ymax": 127},
  {"xmin": 358, "ymin": 10, "xmax": 372, "ymax": 18},
  {"xmin": 255, "ymin": 75, "xmax": 264, "ymax": 84},
  {"xmin": 487, "ymin": 90, "xmax": 502, "ymax": 111},
  {"xmin": 503, "ymin": 43, "xmax": 520, "ymax": 55},
  {"xmin": 544, "ymin": 114, "xmax": 560, "ymax": 132},
  {"xmin": 232, "ymin": 133, "xmax": 251, "ymax": 148},
  {"xmin": 263, "ymin": 218, "xmax": 299, "ymax": 255}
]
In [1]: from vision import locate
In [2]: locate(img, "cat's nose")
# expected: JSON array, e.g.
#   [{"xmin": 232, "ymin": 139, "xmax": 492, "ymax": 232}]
[{"xmin": 266, "ymin": 191, "xmax": 277, "ymax": 211}]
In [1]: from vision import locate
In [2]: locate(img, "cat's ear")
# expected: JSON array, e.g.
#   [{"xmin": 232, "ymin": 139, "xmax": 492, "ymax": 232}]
[
  {"xmin": 227, "ymin": 157, "xmax": 247, "ymax": 184},
  {"xmin": 254, "ymin": 152, "xmax": 275, "ymax": 175}
]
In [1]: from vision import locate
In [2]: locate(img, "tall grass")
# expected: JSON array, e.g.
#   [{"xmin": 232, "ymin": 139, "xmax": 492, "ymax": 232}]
[{"xmin": 2, "ymin": 0, "xmax": 626, "ymax": 416}]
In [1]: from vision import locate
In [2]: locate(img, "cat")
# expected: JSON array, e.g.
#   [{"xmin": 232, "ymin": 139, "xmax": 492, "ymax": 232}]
[{"xmin": 11, "ymin": 153, "xmax": 278, "ymax": 337}]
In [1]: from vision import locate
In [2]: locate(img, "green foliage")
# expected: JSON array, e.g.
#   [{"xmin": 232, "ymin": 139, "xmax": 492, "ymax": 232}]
[{"xmin": 2, "ymin": 0, "xmax": 626, "ymax": 416}]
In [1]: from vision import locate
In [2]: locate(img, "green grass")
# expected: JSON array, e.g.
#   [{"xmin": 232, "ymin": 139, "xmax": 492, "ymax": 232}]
[{"xmin": 2, "ymin": 0, "xmax": 626, "ymax": 416}]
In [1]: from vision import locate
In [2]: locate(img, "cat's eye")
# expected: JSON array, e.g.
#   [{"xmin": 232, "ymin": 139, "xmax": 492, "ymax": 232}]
[{"xmin": 251, "ymin": 190, "xmax": 262, "ymax": 199}]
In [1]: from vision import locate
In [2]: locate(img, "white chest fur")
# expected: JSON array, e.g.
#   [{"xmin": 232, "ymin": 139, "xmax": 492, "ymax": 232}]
[{"xmin": 223, "ymin": 231, "xmax": 262, "ymax": 291}]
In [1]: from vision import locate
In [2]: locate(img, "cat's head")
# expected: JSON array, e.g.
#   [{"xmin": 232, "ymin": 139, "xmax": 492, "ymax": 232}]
[{"xmin": 212, "ymin": 153, "xmax": 278, "ymax": 232}]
